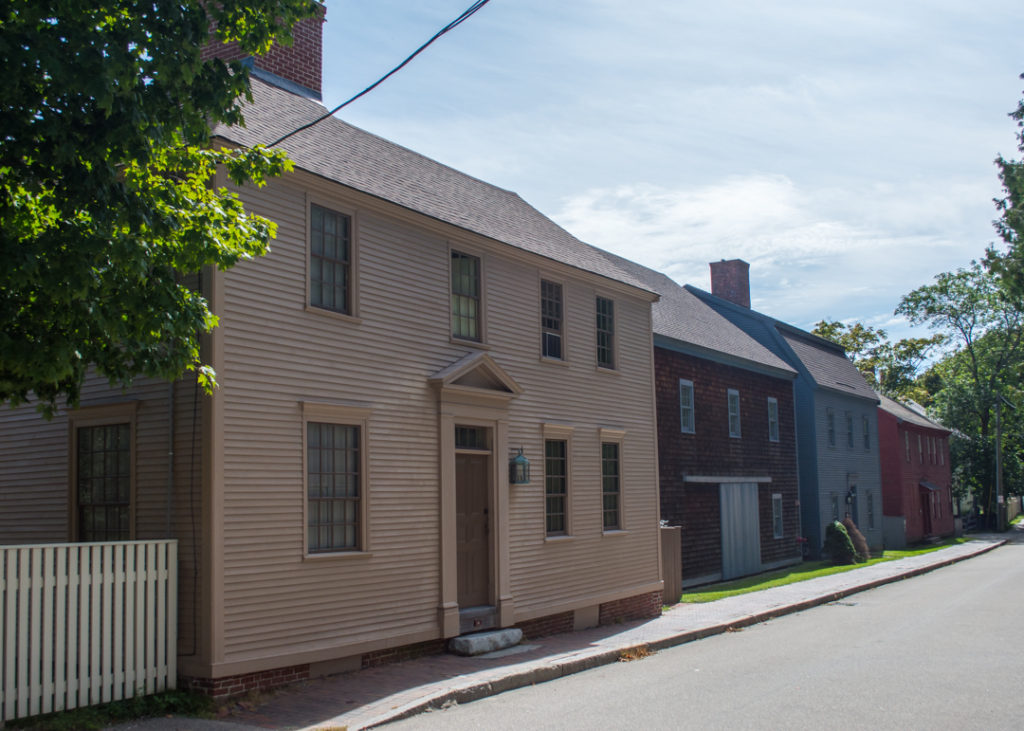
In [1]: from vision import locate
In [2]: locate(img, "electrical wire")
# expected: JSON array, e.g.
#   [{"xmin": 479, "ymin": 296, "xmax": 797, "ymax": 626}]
[{"xmin": 267, "ymin": 0, "xmax": 492, "ymax": 148}]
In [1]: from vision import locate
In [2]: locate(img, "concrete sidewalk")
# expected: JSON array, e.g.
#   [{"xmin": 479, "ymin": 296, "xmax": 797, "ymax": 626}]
[{"xmin": 114, "ymin": 535, "xmax": 1009, "ymax": 731}]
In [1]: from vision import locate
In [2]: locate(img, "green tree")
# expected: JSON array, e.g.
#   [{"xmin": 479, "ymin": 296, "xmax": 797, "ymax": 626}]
[
  {"xmin": 1, "ymin": 0, "xmax": 320, "ymax": 416},
  {"xmin": 811, "ymin": 319, "xmax": 942, "ymax": 401},
  {"xmin": 898, "ymin": 263, "xmax": 1024, "ymax": 522},
  {"xmin": 986, "ymin": 74, "xmax": 1024, "ymax": 300}
]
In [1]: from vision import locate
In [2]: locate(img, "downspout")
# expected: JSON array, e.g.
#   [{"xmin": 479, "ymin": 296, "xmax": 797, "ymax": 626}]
[{"xmin": 167, "ymin": 380, "xmax": 174, "ymax": 537}]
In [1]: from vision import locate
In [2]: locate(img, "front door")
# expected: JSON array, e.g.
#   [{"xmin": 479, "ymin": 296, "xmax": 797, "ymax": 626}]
[{"xmin": 456, "ymin": 453, "xmax": 491, "ymax": 607}]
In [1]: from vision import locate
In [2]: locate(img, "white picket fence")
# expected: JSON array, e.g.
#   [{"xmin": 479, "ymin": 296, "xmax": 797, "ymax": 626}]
[{"xmin": 1, "ymin": 540, "xmax": 177, "ymax": 722}]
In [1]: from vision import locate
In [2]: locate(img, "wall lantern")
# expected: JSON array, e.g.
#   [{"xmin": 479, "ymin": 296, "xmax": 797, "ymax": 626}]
[{"xmin": 509, "ymin": 447, "xmax": 530, "ymax": 485}]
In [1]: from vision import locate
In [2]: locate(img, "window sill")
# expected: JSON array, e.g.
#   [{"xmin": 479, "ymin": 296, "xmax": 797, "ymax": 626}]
[
  {"xmin": 596, "ymin": 366, "xmax": 620, "ymax": 376},
  {"xmin": 450, "ymin": 336, "xmax": 491, "ymax": 350},
  {"xmin": 602, "ymin": 529, "xmax": 628, "ymax": 537},
  {"xmin": 305, "ymin": 304, "xmax": 362, "ymax": 325},
  {"xmin": 544, "ymin": 534, "xmax": 575, "ymax": 543},
  {"xmin": 303, "ymin": 550, "xmax": 373, "ymax": 561},
  {"xmin": 540, "ymin": 356, "xmax": 570, "ymax": 367}
]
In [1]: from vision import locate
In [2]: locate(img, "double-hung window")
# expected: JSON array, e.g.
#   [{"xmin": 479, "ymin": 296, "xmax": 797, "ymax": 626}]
[
  {"xmin": 826, "ymin": 408, "xmax": 836, "ymax": 447},
  {"xmin": 76, "ymin": 423, "xmax": 132, "ymax": 541},
  {"xmin": 679, "ymin": 380, "xmax": 695, "ymax": 434},
  {"xmin": 307, "ymin": 422, "xmax": 362, "ymax": 553},
  {"xmin": 541, "ymin": 280, "xmax": 564, "ymax": 359},
  {"xmin": 772, "ymin": 493, "xmax": 783, "ymax": 538},
  {"xmin": 767, "ymin": 397, "xmax": 779, "ymax": 442},
  {"xmin": 863, "ymin": 416, "xmax": 871, "ymax": 450},
  {"xmin": 545, "ymin": 439, "xmax": 568, "ymax": 535},
  {"xmin": 310, "ymin": 204, "xmax": 352, "ymax": 314},
  {"xmin": 846, "ymin": 412, "xmax": 854, "ymax": 448},
  {"xmin": 727, "ymin": 389, "xmax": 741, "ymax": 438},
  {"xmin": 596, "ymin": 296, "xmax": 615, "ymax": 369},
  {"xmin": 451, "ymin": 250, "xmax": 481, "ymax": 341},
  {"xmin": 601, "ymin": 441, "xmax": 621, "ymax": 530}
]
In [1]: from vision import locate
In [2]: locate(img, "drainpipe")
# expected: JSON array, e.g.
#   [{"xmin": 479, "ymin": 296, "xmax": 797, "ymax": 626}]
[{"xmin": 167, "ymin": 380, "xmax": 174, "ymax": 537}]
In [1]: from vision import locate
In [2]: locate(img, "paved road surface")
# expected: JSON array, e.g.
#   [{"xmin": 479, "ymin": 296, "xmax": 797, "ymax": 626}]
[{"xmin": 386, "ymin": 540, "xmax": 1024, "ymax": 730}]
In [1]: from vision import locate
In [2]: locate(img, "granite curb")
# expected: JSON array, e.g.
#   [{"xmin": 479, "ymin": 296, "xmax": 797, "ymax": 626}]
[{"xmin": 350, "ymin": 538, "xmax": 1006, "ymax": 729}]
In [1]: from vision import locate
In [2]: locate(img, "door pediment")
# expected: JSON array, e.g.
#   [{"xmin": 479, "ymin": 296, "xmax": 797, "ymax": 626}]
[{"xmin": 429, "ymin": 352, "xmax": 523, "ymax": 403}]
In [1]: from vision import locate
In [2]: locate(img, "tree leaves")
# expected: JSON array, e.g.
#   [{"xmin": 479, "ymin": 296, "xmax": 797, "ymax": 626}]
[{"xmin": 1, "ymin": 0, "xmax": 319, "ymax": 417}]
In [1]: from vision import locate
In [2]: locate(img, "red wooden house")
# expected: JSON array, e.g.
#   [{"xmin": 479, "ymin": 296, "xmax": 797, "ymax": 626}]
[{"xmin": 877, "ymin": 394, "xmax": 955, "ymax": 546}]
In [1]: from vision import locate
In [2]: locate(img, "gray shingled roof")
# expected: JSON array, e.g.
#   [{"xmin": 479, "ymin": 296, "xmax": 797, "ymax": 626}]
[
  {"xmin": 212, "ymin": 78, "xmax": 654, "ymax": 294},
  {"xmin": 780, "ymin": 330, "xmax": 878, "ymax": 401},
  {"xmin": 599, "ymin": 252, "xmax": 795, "ymax": 375},
  {"xmin": 877, "ymin": 393, "xmax": 949, "ymax": 432}
]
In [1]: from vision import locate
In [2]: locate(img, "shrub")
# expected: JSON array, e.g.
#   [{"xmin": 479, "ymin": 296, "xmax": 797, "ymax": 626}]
[
  {"xmin": 823, "ymin": 520, "xmax": 858, "ymax": 565},
  {"xmin": 842, "ymin": 516, "xmax": 870, "ymax": 562}
]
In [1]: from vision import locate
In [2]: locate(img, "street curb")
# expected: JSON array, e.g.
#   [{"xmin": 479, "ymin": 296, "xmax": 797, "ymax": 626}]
[{"xmin": 354, "ymin": 540, "xmax": 1005, "ymax": 730}]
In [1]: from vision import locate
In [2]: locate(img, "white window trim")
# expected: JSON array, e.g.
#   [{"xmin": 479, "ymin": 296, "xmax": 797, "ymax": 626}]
[
  {"xmin": 767, "ymin": 397, "xmax": 779, "ymax": 443},
  {"xmin": 727, "ymin": 389, "xmax": 741, "ymax": 439},
  {"xmin": 679, "ymin": 379, "xmax": 695, "ymax": 434},
  {"xmin": 595, "ymin": 294, "xmax": 618, "ymax": 372},
  {"xmin": 301, "ymin": 401, "xmax": 372, "ymax": 558},
  {"xmin": 772, "ymin": 493, "xmax": 783, "ymax": 539}
]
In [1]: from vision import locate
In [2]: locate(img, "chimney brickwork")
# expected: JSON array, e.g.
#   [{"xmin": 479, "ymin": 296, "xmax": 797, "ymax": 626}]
[
  {"xmin": 709, "ymin": 259, "xmax": 751, "ymax": 308},
  {"xmin": 201, "ymin": 5, "xmax": 324, "ymax": 99}
]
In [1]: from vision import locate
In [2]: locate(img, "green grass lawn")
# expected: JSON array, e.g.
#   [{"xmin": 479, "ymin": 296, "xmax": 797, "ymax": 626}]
[{"xmin": 673, "ymin": 537, "xmax": 969, "ymax": 604}]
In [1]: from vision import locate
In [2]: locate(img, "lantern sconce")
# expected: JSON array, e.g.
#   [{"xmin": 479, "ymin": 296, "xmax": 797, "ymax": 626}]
[{"xmin": 509, "ymin": 447, "xmax": 530, "ymax": 485}]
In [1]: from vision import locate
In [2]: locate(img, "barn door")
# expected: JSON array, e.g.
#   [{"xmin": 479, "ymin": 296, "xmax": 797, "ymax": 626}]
[{"xmin": 720, "ymin": 482, "xmax": 762, "ymax": 579}]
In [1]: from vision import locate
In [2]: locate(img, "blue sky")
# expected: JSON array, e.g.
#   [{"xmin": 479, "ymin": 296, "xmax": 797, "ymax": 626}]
[{"xmin": 319, "ymin": 0, "xmax": 1023, "ymax": 340}]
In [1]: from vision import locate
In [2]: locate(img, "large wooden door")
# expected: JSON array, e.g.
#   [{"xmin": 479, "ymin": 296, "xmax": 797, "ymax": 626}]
[
  {"xmin": 456, "ymin": 453, "xmax": 491, "ymax": 607},
  {"xmin": 720, "ymin": 482, "xmax": 762, "ymax": 580}
]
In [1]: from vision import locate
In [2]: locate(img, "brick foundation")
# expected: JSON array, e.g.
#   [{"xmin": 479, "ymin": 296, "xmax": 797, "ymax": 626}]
[
  {"xmin": 598, "ymin": 590, "xmax": 664, "ymax": 625},
  {"xmin": 182, "ymin": 664, "xmax": 310, "ymax": 701},
  {"xmin": 361, "ymin": 639, "xmax": 447, "ymax": 669},
  {"xmin": 514, "ymin": 610, "xmax": 574, "ymax": 639}
]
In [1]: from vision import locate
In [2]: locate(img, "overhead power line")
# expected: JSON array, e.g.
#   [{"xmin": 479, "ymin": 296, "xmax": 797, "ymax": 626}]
[{"xmin": 267, "ymin": 0, "xmax": 493, "ymax": 148}]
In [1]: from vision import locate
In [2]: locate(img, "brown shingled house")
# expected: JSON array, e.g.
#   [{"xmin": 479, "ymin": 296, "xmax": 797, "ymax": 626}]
[{"xmin": 0, "ymin": 10, "xmax": 663, "ymax": 702}]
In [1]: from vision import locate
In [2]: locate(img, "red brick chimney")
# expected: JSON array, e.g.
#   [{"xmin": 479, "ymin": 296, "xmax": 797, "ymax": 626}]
[
  {"xmin": 201, "ymin": 3, "xmax": 325, "ymax": 100},
  {"xmin": 709, "ymin": 259, "xmax": 751, "ymax": 308}
]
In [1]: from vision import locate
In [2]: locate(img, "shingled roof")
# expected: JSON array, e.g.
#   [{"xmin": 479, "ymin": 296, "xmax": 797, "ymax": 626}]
[
  {"xmin": 877, "ymin": 393, "xmax": 950, "ymax": 432},
  {"xmin": 597, "ymin": 253, "xmax": 795, "ymax": 376},
  {"xmin": 686, "ymin": 285, "xmax": 877, "ymax": 402},
  {"xmin": 212, "ymin": 77, "xmax": 654, "ymax": 295}
]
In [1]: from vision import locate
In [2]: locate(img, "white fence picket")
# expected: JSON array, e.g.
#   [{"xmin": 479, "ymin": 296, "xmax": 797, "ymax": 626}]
[{"xmin": 0, "ymin": 541, "xmax": 177, "ymax": 722}]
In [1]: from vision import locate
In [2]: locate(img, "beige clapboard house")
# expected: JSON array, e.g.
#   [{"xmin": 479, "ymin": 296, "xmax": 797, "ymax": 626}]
[{"xmin": 0, "ymin": 15, "xmax": 663, "ymax": 695}]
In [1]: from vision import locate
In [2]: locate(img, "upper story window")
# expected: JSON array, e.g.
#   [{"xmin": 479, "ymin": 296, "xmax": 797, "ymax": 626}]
[
  {"xmin": 863, "ymin": 416, "xmax": 870, "ymax": 450},
  {"xmin": 679, "ymin": 380, "xmax": 695, "ymax": 434},
  {"xmin": 451, "ymin": 250, "xmax": 481, "ymax": 341},
  {"xmin": 310, "ymin": 204, "xmax": 352, "ymax": 315},
  {"xmin": 826, "ymin": 407, "xmax": 836, "ymax": 447},
  {"xmin": 596, "ymin": 296, "xmax": 615, "ymax": 369},
  {"xmin": 918, "ymin": 433, "xmax": 924, "ymax": 463},
  {"xmin": 940, "ymin": 439, "xmax": 945, "ymax": 465},
  {"xmin": 846, "ymin": 411, "xmax": 854, "ymax": 448},
  {"xmin": 727, "ymin": 389, "xmax": 741, "ymax": 438},
  {"xmin": 905, "ymin": 432, "xmax": 911, "ymax": 462},
  {"xmin": 541, "ymin": 280, "xmax": 564, "ymax": 359},
  {"xmin": 767, "ymin": 397, "xmax": 779, "ymax": 442}
]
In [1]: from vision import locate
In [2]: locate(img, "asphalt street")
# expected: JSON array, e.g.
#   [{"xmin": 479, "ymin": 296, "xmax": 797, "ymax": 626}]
[{"xmin": 385, "ymin": 540, "xmax": 1024, "ymax": 730}]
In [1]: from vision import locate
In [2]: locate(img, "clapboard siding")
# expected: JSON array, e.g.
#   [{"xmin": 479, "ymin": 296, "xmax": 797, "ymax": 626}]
[
  {"xmin": 0, "ymin": 406, "xmax": 67, "ymax": 543},
  {"xmin": 211, "ymin": 168, "xmax": 660, "ymax": 666}
]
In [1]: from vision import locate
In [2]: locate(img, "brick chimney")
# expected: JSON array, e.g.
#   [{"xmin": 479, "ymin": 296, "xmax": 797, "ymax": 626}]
[
  {"xmin": 709, "ymin": 259, "xmax": 751, "ymax": 308},
  {"xmin": 201, "ymin": 3, "xmax": 325, "ymax": 100}
]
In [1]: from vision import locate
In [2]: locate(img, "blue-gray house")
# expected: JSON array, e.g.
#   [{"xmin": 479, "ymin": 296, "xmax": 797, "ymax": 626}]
[{"xmin": 688, "ymin": 260, "xmax": 882, "ymax": 558}]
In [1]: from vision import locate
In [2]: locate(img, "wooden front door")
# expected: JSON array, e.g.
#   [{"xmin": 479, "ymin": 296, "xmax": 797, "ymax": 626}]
[{"xmin": 456, "ymin": 453, "xmax": 491, "ymax": 607}]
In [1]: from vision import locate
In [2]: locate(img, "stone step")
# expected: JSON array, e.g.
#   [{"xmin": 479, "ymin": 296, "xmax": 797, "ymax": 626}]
[{"xmin": 448, "ymin": 628, "xmax": 523, "ymax": 657}]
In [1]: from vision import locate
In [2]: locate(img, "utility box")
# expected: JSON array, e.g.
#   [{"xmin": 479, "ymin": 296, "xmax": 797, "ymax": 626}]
[{"xmin": 661, "ymin": 525, "xmax": 682, "ymax": 604}]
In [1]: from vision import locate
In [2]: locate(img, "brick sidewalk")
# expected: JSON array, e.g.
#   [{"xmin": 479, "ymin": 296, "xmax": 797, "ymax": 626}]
[{"xmin": 110, "ymin": 536, "xmax": 1008, "ymax": 731}]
